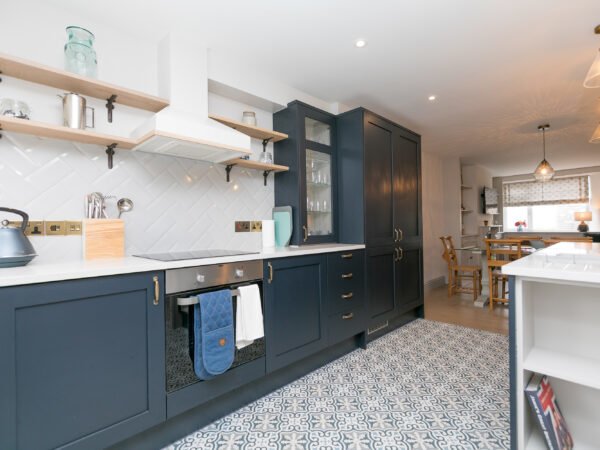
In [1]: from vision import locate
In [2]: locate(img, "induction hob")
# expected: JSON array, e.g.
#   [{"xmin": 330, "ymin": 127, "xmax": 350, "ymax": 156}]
[{"xmin": 134, "ymin": 249, "xmax": 259, "ymax": 262}]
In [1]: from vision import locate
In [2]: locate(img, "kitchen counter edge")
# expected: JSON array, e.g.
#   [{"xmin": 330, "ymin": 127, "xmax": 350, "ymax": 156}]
[{"xmin": 0, "ymin": 244, "xmax": 366, "ymax": 288}]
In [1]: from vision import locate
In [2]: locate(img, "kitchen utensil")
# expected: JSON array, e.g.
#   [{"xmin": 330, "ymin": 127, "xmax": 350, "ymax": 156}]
[
  {"xmin": 242, "ymin": 111, "xmax": 257, "ymax": 126},
  {"xmin": 272, "ymin": 206, "xmax": 293, "ymax": 247},
  {"xmin": 58, "ymin": 93, "xmax": 95, "ymax": 129},
  {"xmin": 117, "ymin": 198, "xmax": 134, "ymax": 218},
  {"xmin": 64, "ymin": 26, "xmax": 98, "ymax": 78},
  {"xmin": 0, "ymin": 207, "xmax": 37, "ymax": 267},
  {"xmin": 83, "ymin": 219, "xmax": 124, "ymax": 260},
  {"xmin": 0, "ymin": 98, "xmax": 30, "ymax": 119}
]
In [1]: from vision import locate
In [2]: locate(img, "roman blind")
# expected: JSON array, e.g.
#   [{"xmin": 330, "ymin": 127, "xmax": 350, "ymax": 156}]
[{"xmin": 503, "ymin": 176, "xmax": 590, "ymax": 207}]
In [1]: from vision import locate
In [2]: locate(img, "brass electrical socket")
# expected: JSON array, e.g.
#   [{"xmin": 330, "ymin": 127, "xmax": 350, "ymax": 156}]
[
  {"xmin": 250, "ymin": 221, "xmax": 263, "ymax": 232},
  {"xmin": 235, "ymin": 221, "xmax": 251, "ymax": 232},
  {"xmin": 45, "ymin": 221, "xmax": 66, "ymax": 236},
  {"xmin": 8, "ymin": 220, "xmax": 44, "ymax": 236},
  {"xmin": 66, "ymin": 221, "xmax": 82, "ymax": 235}
]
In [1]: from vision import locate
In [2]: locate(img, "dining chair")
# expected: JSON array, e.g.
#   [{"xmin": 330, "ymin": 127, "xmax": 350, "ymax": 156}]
[
  {"xmin": 485, "ymin": 239, "xmax": 523, "ymax": 310},
  {"xmin": 440, "ymin": 236, "xmax": 482, "ymax": 301}
]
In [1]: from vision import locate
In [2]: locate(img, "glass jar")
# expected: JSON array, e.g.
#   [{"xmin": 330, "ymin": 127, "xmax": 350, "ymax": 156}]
[{"xmin": 64, "ymin": 26, "xmax": 98, "ymax": 78}]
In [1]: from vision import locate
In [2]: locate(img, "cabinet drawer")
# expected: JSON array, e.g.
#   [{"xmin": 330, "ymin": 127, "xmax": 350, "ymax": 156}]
[
  {"xmin": 328, "ymin": 307, "xmax": 366, "ymax": 345},
  {"xmin": 327, "ymin": 250, "xmax": 365, "ymax": 275},
  {"xmin": 329, "ymin": 283, "xmax": 364, "ymax": 314}
]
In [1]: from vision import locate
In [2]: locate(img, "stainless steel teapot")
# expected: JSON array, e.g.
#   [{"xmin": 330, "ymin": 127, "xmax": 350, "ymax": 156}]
[{"xmin": 0, "ymin": 207, "xmax": 37, "ymax": 267}]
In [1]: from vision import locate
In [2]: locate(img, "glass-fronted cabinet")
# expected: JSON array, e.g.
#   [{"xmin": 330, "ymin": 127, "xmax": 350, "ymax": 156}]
[{"xmin": 273, "ymin": 101, "xmax": 337, "ymax": 245}]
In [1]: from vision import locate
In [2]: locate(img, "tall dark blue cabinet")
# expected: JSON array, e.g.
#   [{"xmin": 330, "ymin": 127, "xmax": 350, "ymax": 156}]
[
  {"xmin": 337, "ymin": 108, "xmax": 423, "ymax": 330},
  {"xmin": 274, "ymin": 101, "xmax": 337, "ymax": 245}
]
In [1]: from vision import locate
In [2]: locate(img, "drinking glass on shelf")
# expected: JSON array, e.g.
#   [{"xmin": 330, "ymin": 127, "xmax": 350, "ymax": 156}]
[
  {"xmin": 308, "ymin": 200, "xmax": 314, "ymax": 212},
  {"xmin": 315, "ymin": 200, "xmax": 320, "ymax": 212},
  {"xmin": 322, "ymin": 172, "xmax": 329, "ymax": 185},
  {"xmin": 322, "ymin": 200, "xmax": 328, "ymax": 212}
]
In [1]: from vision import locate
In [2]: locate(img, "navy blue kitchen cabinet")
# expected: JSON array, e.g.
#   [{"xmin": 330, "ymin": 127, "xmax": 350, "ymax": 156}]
[
  {"xmin": 263, "ymin": 255, "xmax": 327, "ymax": 372},
  {"xmin": 0, "ymin": 272, "xmax": 166, "ymax": 450},
  {"xmin": 337, "ymin": 108, "xmax": 423, "ymax": 330},
  {"xmin": 274, "ymin": 101, "xmax": 338, "ymax": 245}
]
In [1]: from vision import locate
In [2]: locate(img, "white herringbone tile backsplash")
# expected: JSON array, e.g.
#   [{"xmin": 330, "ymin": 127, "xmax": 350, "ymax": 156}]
[{"xmin": 0, "ymin": 132, "xmax": 274, "ymax": 262}]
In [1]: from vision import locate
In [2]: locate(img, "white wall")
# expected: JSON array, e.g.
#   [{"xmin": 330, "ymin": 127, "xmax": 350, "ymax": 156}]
[
  {"xmin": 421, "ymin": 152, "xmax": 461, "ymax": 284},
  {"xmin": 461, "ymin": 164, "xmax": 495, "ymax": 235},
  {"xmin": 0, "ymin": 2, "xmax": 329, "ymax": 262}
]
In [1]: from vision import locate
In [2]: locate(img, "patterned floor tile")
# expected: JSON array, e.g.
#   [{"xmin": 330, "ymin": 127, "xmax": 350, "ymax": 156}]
[{"xmin": 164, "ymin": 320, "xmax": 509, "ymax": 450}]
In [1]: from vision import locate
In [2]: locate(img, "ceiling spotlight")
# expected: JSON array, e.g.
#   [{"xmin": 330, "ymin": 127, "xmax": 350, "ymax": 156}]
[
  {"xmin": 355, "ymin": 39, "xmax": 367, "ymax": 48},
  {"xmin": 428, "ymin": 95, "xmax": 436, "ymax": 101}
]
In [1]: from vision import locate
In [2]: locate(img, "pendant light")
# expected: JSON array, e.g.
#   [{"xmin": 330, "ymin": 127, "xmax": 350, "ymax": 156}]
[
  {"xmin": 534, "ymin": 124, "xmax": 555, "ymax": 182},
  {"xmin": 583, "ymin": 25, "xmax": 600, "ymax": 88}
]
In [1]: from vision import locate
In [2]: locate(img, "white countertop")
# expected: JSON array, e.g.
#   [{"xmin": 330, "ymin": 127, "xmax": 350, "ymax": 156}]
[
  {"xmin": 502, "ymin": 242, "xmax": 600, "ymax": 284},
  {"xmin": 0, "ymin": 243, "xmax": 365, "ymax": 288}
]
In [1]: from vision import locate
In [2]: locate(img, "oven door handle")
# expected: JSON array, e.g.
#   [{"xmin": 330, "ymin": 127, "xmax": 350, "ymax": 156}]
[{"xmin": 177, "ymin": 288, "xmax": 243, "ymax": 306}]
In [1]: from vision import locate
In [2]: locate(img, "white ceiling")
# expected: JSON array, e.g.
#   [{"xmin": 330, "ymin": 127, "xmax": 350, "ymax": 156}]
[{"xmin": 45, "ymin": 0, "xmax": 600, "ymax": 176}]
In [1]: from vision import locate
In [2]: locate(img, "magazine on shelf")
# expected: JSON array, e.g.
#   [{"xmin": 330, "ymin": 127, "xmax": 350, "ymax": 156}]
[{"xmin": 525, "ymin": 373, "xmax": 573, "ymax": 450}]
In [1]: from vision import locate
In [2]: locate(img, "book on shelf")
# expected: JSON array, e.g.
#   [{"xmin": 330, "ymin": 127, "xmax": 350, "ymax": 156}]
[{"xmin": 525, "ymin": 373, "xmax": 573, "ymax": 450}]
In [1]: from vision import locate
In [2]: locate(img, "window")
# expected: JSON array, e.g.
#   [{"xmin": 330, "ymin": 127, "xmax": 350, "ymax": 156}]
[{"xmin": 503, "ymin": 176, "xmax": 590, "ymax": 231}]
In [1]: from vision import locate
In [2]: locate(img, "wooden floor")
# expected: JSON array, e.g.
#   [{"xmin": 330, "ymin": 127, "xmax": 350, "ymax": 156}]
[{"xmin": 424, "ymin": 285, "xmax": 509, "ymax": 335}]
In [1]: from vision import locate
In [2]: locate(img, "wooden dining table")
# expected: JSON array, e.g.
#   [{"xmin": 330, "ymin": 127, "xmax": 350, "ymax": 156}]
[{"xmin": 457, "ymin": 245, "xmax": 535, "ymax": 308}]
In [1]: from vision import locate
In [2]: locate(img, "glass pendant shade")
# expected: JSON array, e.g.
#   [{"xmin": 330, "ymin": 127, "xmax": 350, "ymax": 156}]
[
  {"xmin": 583, "ymin": 48, "xmax": 600, "ymax": 88},
  {"xmin": 534, "ymin": 159, "xmax": 555, "ymax": 182},
  {"xmin": 590, "ymin": 123, "xmax": 600, "ymax": 143}
]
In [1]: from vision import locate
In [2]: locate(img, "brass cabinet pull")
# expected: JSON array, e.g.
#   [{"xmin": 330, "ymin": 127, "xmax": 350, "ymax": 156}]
[
  {"xmin": 153, "ymin": 276, "xmax": 160, "ymax": 305},
  {"xmin": 302, "ymin": 225, "xmax": 308, "ymax": 242},
  {"xmin": 394, "ymin": 228, "xmax": 399, "ymax": 242},
  {"xmin": 267, "ymin": 262, "xmax": 274, "ymax": 284},
  {"xmin": 398, "ymin": 248, "xmax": 403, "ymax": 260},
  {"xmin": 342, "ymin": 312, "xmax": 354, "ymax": 320},
  {"xmin": 341, "ymin": 272, "xmax": 353, "ymax": 279},
  {"xmin": 341, "ymin": 253, "xmax": 353, "ymax": 259},
  {"xmin": 341, "ymin": 292, "xmax": 354, "ymax": 300},
  {"xmin": 394, "ymin": 248, "xmax": 399, "ymax": 262},
  {"xmin": 398, "ymin": 229, "xmax": 403, "ymax": 241}
]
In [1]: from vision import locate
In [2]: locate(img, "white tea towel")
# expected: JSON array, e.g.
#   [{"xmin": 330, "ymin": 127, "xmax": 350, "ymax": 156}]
[{"xmin": 235, "ymin": 284, "xmax": 264, "ymax": 349}]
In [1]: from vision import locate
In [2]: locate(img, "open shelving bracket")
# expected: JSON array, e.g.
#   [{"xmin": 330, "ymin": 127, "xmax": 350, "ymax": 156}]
[
  {"xmin": 105, "ymin": 143, "xmax": 118, "ymax": 169},
  {"xmin": 106, "ymin": 95, "xmax": 117, "ymax": 123},
  {"xmin": 225, "ymin": 163, "xmax": 236, "ymax": 182},
  {"xmin": 262, "ymin": 137, "xmax": 273, "ymax": 152},
  {"xmin": 263, "ymin": 170, "xmax": 273, "ymax": 187}
]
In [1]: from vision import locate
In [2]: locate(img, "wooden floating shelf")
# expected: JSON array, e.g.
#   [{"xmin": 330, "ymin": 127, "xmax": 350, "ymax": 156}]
[
  {"xmin": 209, "ymin": 114, "xmax": 288, "ymax": 143},
  {"xmin": 0, "ymin": 53, "xmax": 169, "ymax": 113},
  {"xmin": 461, "ymin": 234, "xmax": 479, "ymax": 238},
  {"xmin": 461, "ymin": 185, "xmax": 473, "ymax": 189},
  {"xmin": 223, "ymin": 158, "xmax": 289, "ymax": 173},
  {"xmin": 461, "ymin": 210, "xmax": 473, "ymax": 213},
  {"xmin": 222, "ymin": 158, "xmax": 289, "ymax": 186},
  {"xmin": 0, "ymin": 116, "xmax": 136, "ymax": 149}
]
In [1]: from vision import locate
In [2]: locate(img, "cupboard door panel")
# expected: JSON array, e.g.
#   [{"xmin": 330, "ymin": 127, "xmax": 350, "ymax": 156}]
[
  {"xmin": 364, "ymin": 119, "xmax": 394, "ymax": 247},
  {"xmin": 395, "ymin": 246, "xmax": 423, "ymax": 314},
  {"xmin": 366, "ymin": 246, "xmax": 396, "ymax": 321},
  {"xmin": 264, "ymin": 255, "xmax": 326, "ymax": 372},
  {"xmin": 394, "ymin": 132, "xmax": 421, "ymax": 243}
]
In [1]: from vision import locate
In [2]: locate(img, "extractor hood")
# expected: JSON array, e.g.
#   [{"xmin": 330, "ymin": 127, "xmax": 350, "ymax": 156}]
[{"xmin": 131, "ymin": 35, "xmax": 251, "ymax": 162}]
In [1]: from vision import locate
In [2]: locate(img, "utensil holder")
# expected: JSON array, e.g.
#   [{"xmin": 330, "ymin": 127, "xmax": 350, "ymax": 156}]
[{"xmin": 82, "ymin": 219, "xmax": 124, "ymax": 260}]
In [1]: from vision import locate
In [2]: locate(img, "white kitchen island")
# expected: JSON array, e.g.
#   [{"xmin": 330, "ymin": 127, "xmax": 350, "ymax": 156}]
[{"xmin": 503, "ymin": 242, "xmax": 600, "ymax": 449}]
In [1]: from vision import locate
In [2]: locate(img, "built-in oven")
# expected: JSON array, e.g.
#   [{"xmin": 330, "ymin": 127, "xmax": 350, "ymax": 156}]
[{"xmin": 165, "ymin": 260, "xmax": 265, "ymax": 407}]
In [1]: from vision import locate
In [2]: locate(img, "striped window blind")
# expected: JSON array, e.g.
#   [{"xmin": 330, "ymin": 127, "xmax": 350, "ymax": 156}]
[{"xmin": 503, "ymin": 176, "xmax": 590, "ymax": 207}]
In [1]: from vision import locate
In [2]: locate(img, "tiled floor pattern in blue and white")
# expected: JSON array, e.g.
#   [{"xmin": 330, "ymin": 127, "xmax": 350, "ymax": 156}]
[{"xmin": 165, "ymin": 319, "xmax": 510, "ymax": 449}]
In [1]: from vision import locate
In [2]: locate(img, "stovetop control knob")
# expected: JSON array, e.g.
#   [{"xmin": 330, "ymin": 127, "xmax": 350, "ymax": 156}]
[
  {"xmin": 235, "ymin": 268, "xmax": 244, "ymax": 278},
  {"xmin": 196, "ymin": 274, "xmax": 205, "ymax": 283}
]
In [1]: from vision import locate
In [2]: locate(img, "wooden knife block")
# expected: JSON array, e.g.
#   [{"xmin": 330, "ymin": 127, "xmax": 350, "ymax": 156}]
[{"xmin": 83, "ymin": 219, "xmax": 125, "ymax": 260}]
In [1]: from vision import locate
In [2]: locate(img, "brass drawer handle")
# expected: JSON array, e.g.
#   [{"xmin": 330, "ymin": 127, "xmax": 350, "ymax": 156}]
[
  {"xmin": 341, "ymin": 273, "xmax": 353, "ymax": 279},
  {"xmin": 153, "ymin": 276, "xmax": 160, "ymax": 305},
  {"xmin": 341, "ymin": 253, "xmax": 353, "ymax": 259},
  {"xmin": 267, "ymin": 262, "xmax": 273, "ymax": 284},
  {"xmin": 302, "ymin": 225, "xmax": 308, "ymax": 242},
  {"xmin": 342, "ymin": 312, "xmax": 354, "ymax": 320},
  {"xmin": 341, "ymin": 292, "xmax": 354, "ymax": 300},
  {"xmin": 394, "ymin": 228, "xmax": 399, "ymax": 242}
]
